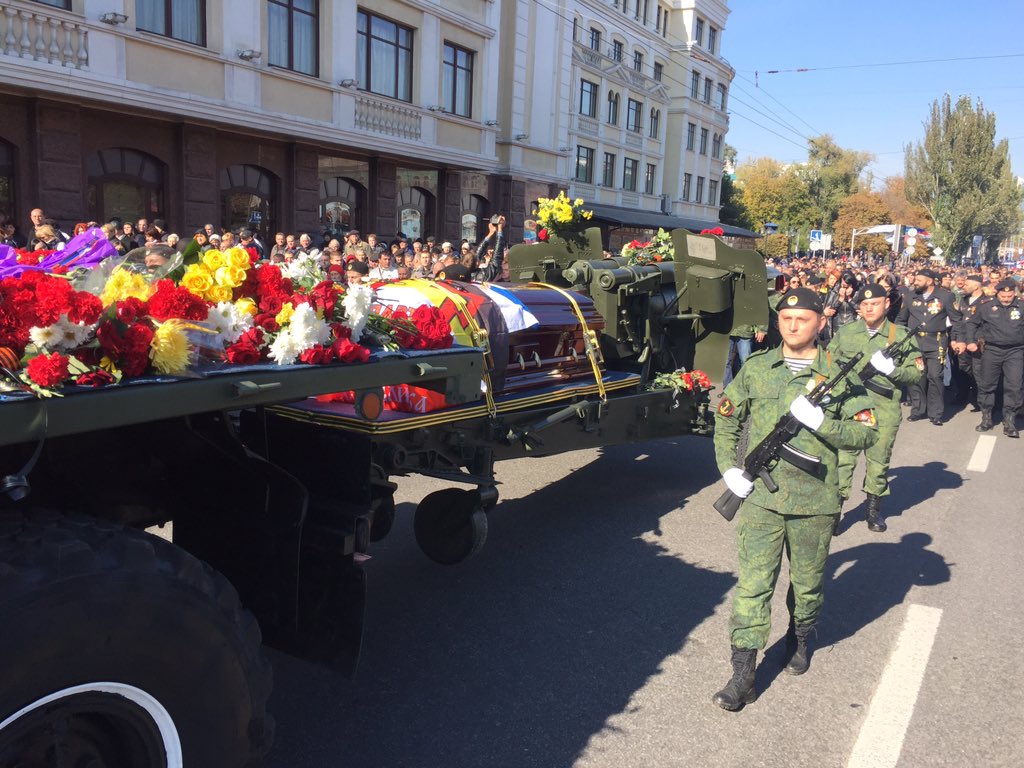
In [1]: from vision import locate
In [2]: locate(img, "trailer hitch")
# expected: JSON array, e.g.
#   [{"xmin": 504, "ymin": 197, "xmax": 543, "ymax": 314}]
[{"xmin": 506, "ymin": 399, "xmax": 604, "ymax": 451}]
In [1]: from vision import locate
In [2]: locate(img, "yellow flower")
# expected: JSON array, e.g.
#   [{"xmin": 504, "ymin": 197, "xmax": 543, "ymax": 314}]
[
  {"xmin": 206, "ymin": 285, "xmax": 234, "ymax": 304},
  {"xmin": 275, "ymin": 302, "xmax": 295, "ymax": 326},
  {"xmin": 100, "ymin": 267, "xmax": 153, "ymax": 305},
  {"xmin": 99, "ymin": 356, "xmax": 121, "ymax": 376},
  {"xmin": 202, "ymin": 249, "xmax": 225, "ymax": 270},
  {"xmin": 213, "ymin": 265, "xmax": 247, "ymax": 288},
  {"xmin": 574, "ymin": 198, "xmax": 584, "ymax": 207},
  {"xmin": 149, "ymin": 320, "xmax": 191, "ymax": 375},
  {"xmin": 234, "ymin": 297, "xmax": 258, "ymax": 316},
  {"xmin": 225, "ymin": 247, "xmax": 252, "ymax": 269},
  {"xmin": 181, "ymin": 264, "xmax": 214, "ymax": 296}
]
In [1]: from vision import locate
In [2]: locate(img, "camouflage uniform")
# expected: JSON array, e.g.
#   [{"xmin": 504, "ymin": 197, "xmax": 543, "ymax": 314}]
[
  {"xmin": 714, "ymin": 346, "xmax": 878, "ymax": 650},
  {"xmin": 830, "ymin": 318, "xmax": 923, "ymax": 498}
]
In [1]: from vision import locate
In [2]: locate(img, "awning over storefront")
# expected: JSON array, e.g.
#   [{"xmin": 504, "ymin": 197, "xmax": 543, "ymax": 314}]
[{"xmin": 584, "ymin": 202, "xmax": 759, "ymax": 239}]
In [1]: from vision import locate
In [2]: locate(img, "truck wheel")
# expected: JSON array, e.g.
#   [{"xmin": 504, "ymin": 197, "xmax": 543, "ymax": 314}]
[
  {"xmin": 0, "ymin": 513, "xmax": 273, "ymax": 768},
  {"xmin": 370, "ymin": 492, "xmax": 396, "ymax": 542},
  {"xmin": 413, "ymin": 489, "xmax": 488, "ymax": 565}
]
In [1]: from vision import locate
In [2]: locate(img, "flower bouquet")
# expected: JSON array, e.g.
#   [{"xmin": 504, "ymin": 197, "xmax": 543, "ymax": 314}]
[
  {"xmin": 647, "ymin": 368, "xmax": 713, "ymax": 405},
  {"xmin": 533, "ymin": 191, "xmax": 593, "ymax": 249},
  {"xmin": 621, "ymin": 228, "xmax": 674, "ymax": 266},
  {"xmin": 0, "ymin": 241, "xmax": 444, "ymax": 398}
]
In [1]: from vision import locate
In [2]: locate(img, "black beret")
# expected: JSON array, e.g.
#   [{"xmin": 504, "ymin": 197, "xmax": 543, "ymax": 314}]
[
  {"xmin": 438, "ymin": 264, "xmax": 471, "ymax": 281},
  {"xmin": 965, "ymin": 274, "xmax": 983, "ymax": 282},
  {"xmin": 995, "ymin": 278, "xmax": 1017, "ymax": 292},
  {"xmin": 916, "ymin": 268, "xmax": 937, "ymax": 279},
  {"xmin": 854, "ymin": 282, "xmax": 887, "ymax": 302},
  {"xmin": 806, "ymin": 275, "xmax": 824, "ymax": 286},
  {"xmin": 776, "ymin": 287, "xmax": 824, "ymax": 313},
  {"xmin": 346, "ymin": 259, "xmax": 369, "ymax": 275}
]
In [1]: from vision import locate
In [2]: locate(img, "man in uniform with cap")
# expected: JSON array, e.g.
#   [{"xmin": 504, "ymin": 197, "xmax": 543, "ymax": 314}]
[
  {"xmin": 896, "ymin": 268, "xmax": 962, "ymax": 425},
  {"xmin": 830, "ymin": 282, "xmax": 923, "ymax": 532},
  {"xmin": 345, "ymin": 258, "xmax": 369, "ymax": 287},
  {"xmin": 712, "ymin": 287, "xmax": 877, "ymax": 710},
  {"xmin": 964, "ymin": 278, "xmax": 1024, "ymax": 437},
  {"xmin": 953, "ymin": 274, "xmax": 987, "ymax": 410}
]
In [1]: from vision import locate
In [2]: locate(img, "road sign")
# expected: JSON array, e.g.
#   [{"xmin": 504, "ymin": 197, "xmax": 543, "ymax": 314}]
[
  {"xmin": 905, "ymin": 246, "xmax": 916, "ymax": 255},
  {"xmin": 907, "ymin": 227, "xmax": 919, "ymax": 237},
  {"xmin": 906, "ymin": 236, "xmax": 917, "ymax": 246},
  {"xmin": 809, "ymin": 229, "xmax": 822, "ymax": 242}
]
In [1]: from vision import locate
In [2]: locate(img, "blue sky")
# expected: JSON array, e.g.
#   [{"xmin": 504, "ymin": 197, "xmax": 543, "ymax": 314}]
[{"xmin": 721, "ymin": 0, "xmax": 1024, "ymax": 183}]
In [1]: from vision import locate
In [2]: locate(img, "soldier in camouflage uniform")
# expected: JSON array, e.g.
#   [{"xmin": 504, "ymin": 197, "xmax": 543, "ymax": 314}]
[
  {"xmin": 712, "ymin": 287, "xmax": 878, "ymax": 711},
  {"xmin": 830, "ymin": 282, "xmax": 923, "ymax": 533}
]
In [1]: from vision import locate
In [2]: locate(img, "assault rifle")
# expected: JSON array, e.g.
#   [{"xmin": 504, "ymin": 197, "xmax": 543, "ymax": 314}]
[
  {"xmin": 857, "ymin": 322, "xmax": 927, "ymax": 398},
  {"xmin": 713, "ymin": 352, "xmax": 864, "ymax": 521}
]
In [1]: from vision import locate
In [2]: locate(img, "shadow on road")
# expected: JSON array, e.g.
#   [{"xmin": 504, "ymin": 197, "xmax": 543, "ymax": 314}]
[
  {"xmin": 836, "ymin": 460, "xmax": 962, "ymax": 535},
  {"xmin": 266, "ymin": 437, "xmax": 733, "ymax": 768}
]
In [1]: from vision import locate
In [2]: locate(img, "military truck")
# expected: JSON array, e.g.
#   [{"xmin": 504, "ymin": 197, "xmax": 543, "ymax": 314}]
[{"xmin": 0, "ymin": 229, "xmax": 770, "ymax": 766}]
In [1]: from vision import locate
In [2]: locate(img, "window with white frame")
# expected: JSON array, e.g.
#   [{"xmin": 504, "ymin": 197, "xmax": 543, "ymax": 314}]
[
  {"xmin": 137, "ymin": 0, "xmax": 206, "ymax": 46},
  {"xmin": 699, "ymin": 128, "xmax": 709, "ymax": 155},
  {"xmin": 686, "ymin": 122, "xmax": 696, "ymax": 150},
  {"xmin": 649, "ymin": 108, "xmax": 660, "ymax": 139},
  {"xmin": 580, "ymin": 79, "xmax": 598, "ymax": 117},
  {"xmin": 626, "ymin": 99, "xmax": 643, "ymax": 133},
  {"xmin": 695, "ymin": 17, "xmax": 704, "ymax": 46},
  {"xmin": 603, "ymin": 152, "xmax": 616, "ymax": 187},
  {"xmin": 357, "ymin": 10, "xmax": 413, "ymax": 102},
  {"xmin": 607, "ymin": 91, "xmax": 620, "ymax": 125},
  {"xmin": 442, "ymin": 42, "xmax": 474, "ymax": 117},
  {"xmin": 644, "ymin": 163, "xmax": 656, "ymax": 194}
]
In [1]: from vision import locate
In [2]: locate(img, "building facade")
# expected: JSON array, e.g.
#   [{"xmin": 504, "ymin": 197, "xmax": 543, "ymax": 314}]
[{"xmin": 0, "ymin": 0, "xmax": 735, "ymax": 246}]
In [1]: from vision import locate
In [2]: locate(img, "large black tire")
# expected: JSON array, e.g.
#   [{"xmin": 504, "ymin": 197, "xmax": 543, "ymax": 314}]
[
  {"xmin": 413, "ymin": 489, "xmax": 488, "ymax": 565},
  {"xmin": 370, "ymin": 492, "xmax": 396, "ymax": 542},
  {"xmin": 0, "ymin": 512, "xmax": 274, "ymax": 767}
]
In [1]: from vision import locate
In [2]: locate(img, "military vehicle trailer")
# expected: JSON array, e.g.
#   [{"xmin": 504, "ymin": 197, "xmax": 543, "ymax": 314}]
[
  {"xmin": 0, "ymin": 230, "xmax": 772, "ymax": 766},
  {"xmin": 263, "ymin": 230, "xmax": 774, "ymax": 566},
  {"xmin": 0, "ymin": 349, "xmax": 483, "ymax": 767}
]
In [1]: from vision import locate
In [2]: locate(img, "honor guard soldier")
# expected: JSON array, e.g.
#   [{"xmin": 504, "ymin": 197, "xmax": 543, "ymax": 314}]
[
  {"xmin": 964, "ymin": 278, "xmax": 1024, "ymax": 437},
  {"xmin": 712, "ymin": 288, "xmax": 877, "ymax": 710},
  {"xmin": 896, "ymin": 268, "xmax": 963, "ymax": 425},
  {"xmin": 830, "ymin": 282, "xmax": 923, "ymax": 532},
  {"xmin": 954, "ymin": 275, "xmax": 987, "ymax": 411}
]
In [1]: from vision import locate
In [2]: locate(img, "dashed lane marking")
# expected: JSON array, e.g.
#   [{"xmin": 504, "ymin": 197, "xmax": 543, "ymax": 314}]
[
  {"xmin": 847, "ymin": 603, "xmax": 943, "ymax": 768},
  {"xmin": 966, "ymin": 435, "xmax": 997, "ymax": 473}
]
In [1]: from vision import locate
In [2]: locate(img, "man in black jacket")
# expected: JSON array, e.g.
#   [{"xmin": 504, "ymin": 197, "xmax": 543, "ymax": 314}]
[
  {"xmin": 470, "ymin": 215, "xmax": 506, "ymax": 282},
  {"xmin": 896, "ymin": 268, "xmax": 963, "ymax": 425},
  {"xmin": 964, "ymin": 279, "xmax": 1024, "ymax": 437}
]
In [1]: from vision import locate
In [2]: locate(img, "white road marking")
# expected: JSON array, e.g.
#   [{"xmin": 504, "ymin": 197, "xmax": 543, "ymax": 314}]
[
  {"xmin": 847, "ymin": 603, "xmax": 943, "ymax": 768},
  {"xmin": 966, "ymin": 435, "xmax": 997, "ymax": 473}
]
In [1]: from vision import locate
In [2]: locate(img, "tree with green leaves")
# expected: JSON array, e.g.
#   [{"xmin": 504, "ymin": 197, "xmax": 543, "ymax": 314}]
[
  {"xmin": 797, "ymin": 135, "xmax": 873, "ymax": 232},
  {"xmin": 735, "ymin": 157, "xmax": 814, "ymax": 234},
  {"xmin": 904, "ymin": 95, "xmax": 1022, "ymax": 263}
]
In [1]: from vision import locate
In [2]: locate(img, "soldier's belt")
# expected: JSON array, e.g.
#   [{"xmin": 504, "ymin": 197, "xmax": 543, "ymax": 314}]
[
  {"xmin": 863, "ymin": 377, "xmax": 895, "ymax": 398},
  {"xmin": 916, "ymin": 331, "xmax": 946, "ymax": 338}
]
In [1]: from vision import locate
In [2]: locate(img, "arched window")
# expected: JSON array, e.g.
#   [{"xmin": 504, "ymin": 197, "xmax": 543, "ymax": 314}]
[
  {"xmin": 320, "ymin": 176, "xmax": 364, "ymax": 241},
  {"xmin": 220, "ymin": 164, "xmax": 278, "ymax": 241},
  {"xmin": 397, "ymin": 186, "xmax": 434, "ymax": 242},
  {"xmin": 461, "ymin": 193, "xmax": 487, "ymax": 243},
  {"xmin": 649, "ymin": 108, "xmax": 660, "ymax": 139},
  {"xmin": 0, "ymin": 139, "xmax": 14, "ymax": 220},
  {"xmin": 607, "ymin": 91, "xmax": 620, "ymax": 125},
  {"xmin": 85, "ymin": 148, "xmax": 166, "ymax": 224}
]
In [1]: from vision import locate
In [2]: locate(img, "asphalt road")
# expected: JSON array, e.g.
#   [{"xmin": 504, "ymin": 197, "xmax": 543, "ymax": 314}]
[{"xmin": 265, "ymin": 401, "xmax": 1024, "ymax": 768}]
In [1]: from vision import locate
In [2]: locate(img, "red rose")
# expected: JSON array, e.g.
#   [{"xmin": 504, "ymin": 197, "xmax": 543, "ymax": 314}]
[
  {"xmin": 299, "ymin": 344, "xmax": 334, "ymax": 365},
  {"xmin": 537, "ymin": 228, "xmax": 549, "ymax": 241},
  {"xmin": 254, "ymin": 313, "xmax": 280, "ymax": 332},
  {"xmin": 26, "ymin": 352, "xmax": 70, "ymax": 387},
  {"xmin": 120, "ymin": 323, "xmax": 155, "ymax": 377},
  {"xmin": 115, "ymin": 297, "xmax": 148, "ymax": 325},
  {"xmin": 226, "ymin": 340, "xmax": 262, "ymax": 364},
  {"xmin": 259, "ymin": 293, "xmax": 284, "ymax": 315},
  {"xmin": 332, "ymin": 337, "xmax": 370, "ymax": 363},
  {"xmin": 76, "ymin": 370, "xmax": 116, "ymax": 387}
]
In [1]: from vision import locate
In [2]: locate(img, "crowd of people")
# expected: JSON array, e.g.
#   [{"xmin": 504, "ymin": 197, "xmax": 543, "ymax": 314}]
[{"xmin": 0, "ymin": 209, "xmax": 511, "ymax": 287}]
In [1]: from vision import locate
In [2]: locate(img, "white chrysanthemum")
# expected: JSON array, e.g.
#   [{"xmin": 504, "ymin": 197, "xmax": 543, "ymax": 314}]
[
  {"xmin": 342, "ymin": 283, "xmax": 373, "ymax": 341},
  {"xmin": 268, "ymin": 329, "xmax": 303, "ymax": 365},
  {"xmin": 205, "ymin": 301, "xmax": 253, "ymax": 346},
  {"xmin": 283, "ymin": 254, "xmax": 325, "ymax": 282},
  {"xmin": 287, "ymin": 303, "xmax": 331, "ymax": 349},
  {"xmin": 54, "ymin": 317, "xmax": 94, "ymax": 350},
  {"xmin": 29, "ymin": 324, "xmax": 60, "ymax": 350}
]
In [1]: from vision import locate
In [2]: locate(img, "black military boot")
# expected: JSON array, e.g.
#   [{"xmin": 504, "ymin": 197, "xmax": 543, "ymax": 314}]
[
  {"xmin": 784, "ymin": 620, "xmax": 815, "ymax": 676},
  {"xmin": 1004, "ymin": 415, "xmax": 1019, "ymax": 439},
  {"xmin": 977, "ymin": 412, "xmax": 994, "ymax": 432},
  {"xmin": 865, "ymin": 493, "xmax": 887, "ymax": 532},
  {"xmin": 712, "ymin": 646, "xmax": 757, "ymax": 711}
]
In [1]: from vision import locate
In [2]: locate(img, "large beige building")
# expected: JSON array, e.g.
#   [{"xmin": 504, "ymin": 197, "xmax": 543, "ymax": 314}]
[{"xmin": 0, "ymin": 0, "xmax": 740, "ymax": 245}]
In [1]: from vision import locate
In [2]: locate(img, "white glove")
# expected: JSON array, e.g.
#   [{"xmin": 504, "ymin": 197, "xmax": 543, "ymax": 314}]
[
  {"xmin": 790, "ymin": 395, "xmax": 825, "ymax": 431},
  {"xmin": 870, "ymin": 350, "xmax": 896, "ymax": 376},
  {"xmin": 723, "ymin": 467, "xmax": 754, "ymax": 499}
]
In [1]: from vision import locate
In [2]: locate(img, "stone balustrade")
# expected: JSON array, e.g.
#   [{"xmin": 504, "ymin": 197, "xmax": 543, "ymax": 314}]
[
  {"xmin": 354, "ymin": 94, "xmax": 422, "ymax": 140},
  {"xmin": 1, "ymin": 4, "xmax": 89, "ymax": 70}
]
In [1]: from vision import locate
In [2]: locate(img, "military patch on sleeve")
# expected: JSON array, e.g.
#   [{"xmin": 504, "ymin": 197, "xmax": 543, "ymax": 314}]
[
  {"xmin": 854, "ymin": 408, "xmax": 877, "ymax": 427},
  {"xmin": 914, "ymin": 357, "xmax": 925, "ymax": 372},
  {"xmin": 717, "ymin": 397, "xmax": 735, "ymax": 417}
]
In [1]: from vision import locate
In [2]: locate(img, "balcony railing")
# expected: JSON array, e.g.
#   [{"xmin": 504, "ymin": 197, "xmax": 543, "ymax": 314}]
[
  {"xmin": 354, "ymin": 94, "xmax": 422, "ymax": 140},
  {"xmin": 1, "ymin": 4, "xmax": 88, "ymax": 69}
]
